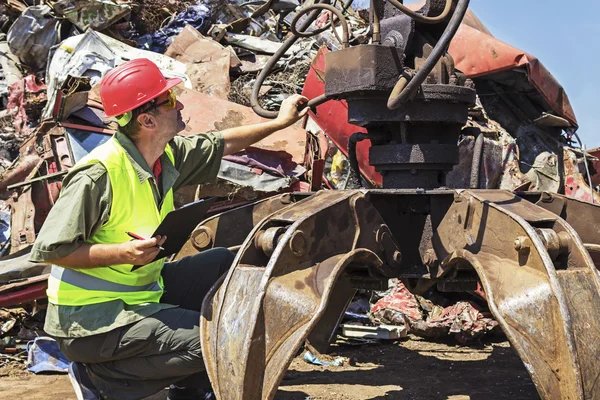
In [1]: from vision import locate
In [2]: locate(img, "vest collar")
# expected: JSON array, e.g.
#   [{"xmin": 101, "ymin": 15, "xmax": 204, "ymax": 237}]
[{"xmin": 114, "ymin": 132, "xmax": 179, "ymax": 188}]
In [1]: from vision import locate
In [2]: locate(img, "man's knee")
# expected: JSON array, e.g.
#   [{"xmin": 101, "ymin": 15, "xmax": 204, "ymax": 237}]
[
  {"xmin": 183, "ymin": 334, "xmax": 206, "ymax": 370},
  {"xmin": 208, "ymin": 247, "xmax": 235, "ymax": 275}
]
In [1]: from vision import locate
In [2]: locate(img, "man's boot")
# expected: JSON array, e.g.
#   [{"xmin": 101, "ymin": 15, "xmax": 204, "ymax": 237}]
[{"xmin": 68, "ymin": 362, "xmax": 101, "ymax": 400}]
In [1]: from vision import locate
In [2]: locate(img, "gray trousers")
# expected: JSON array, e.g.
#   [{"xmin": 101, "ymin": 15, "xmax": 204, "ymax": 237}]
[{"xmin": 56, "ymin": 248, "xmax": 235, "ymax": 400}]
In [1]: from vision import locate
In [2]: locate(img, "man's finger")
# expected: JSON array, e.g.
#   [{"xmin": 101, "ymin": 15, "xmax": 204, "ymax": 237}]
[
  {"xmin": 296, "ymin": 102, "xmax": 309, "ymax": 112},
  {"xmin": 135, "ymin": 238, "xmax": 160, "ymax": 249},
  {"xmin": 299, "ymin": 107, "xmax": 310, "ymax": 117}
]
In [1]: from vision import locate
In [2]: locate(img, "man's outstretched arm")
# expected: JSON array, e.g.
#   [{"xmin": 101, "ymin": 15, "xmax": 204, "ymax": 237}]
[{"xmin": 220, "ymin": 94, "xmax": 309, "ymax": 156}]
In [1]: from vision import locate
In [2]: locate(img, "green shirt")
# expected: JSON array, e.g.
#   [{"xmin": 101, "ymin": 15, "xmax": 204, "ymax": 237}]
[{"xmin": 30, "ymin": 131, "xmax": 224, "ymax": 338}]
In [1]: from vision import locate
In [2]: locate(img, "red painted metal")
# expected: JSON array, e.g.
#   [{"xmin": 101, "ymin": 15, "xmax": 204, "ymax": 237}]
[
  {"xmin": 588, "ymin": 147, "xmax": 600, "ymax": 188},
  {"xmin": 405, "ymin": 2, "xmax": 577, "ymax": 127},
  {"xmin": 563, "ymin": 149, "xmax": 600, "ymax": 204},
  {"xmin": 301, "ymin": 47, "xmax": 381, "ymax": 186},
  {"xmin": 60, "ymin": 122, "xmax": 116, "ymax": 135},
  {"xmin": 449, "ymin": 23, "xmax": 576, "ymax": 126},
  {"xmin": 0, "ymin": 282, "xmax": 48, "ymax": 307}
]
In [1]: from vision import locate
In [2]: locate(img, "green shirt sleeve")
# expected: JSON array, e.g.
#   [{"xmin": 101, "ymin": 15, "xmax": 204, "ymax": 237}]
[
  {"xmin": 29, "ymin": 163, "xmax": 112, "ymax": 262},
  {"xmin": 170, "ymin": 132, "xmax": 224, "ymax": 191}
]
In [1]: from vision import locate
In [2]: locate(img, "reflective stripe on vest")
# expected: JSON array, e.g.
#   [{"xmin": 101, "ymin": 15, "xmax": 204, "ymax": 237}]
[
  {"xmin": 51, "ymin": 266, "xmax": 162, "ymax": 294},
  {"xmin": 46, "ymin": 137, "xmax": 175, "ymax": 306}
]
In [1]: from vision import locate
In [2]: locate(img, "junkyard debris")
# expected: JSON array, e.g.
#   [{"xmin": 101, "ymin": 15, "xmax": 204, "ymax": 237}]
[{"xmin": 0, "ymin": 1, "xmax": 599, "ymax": 389}]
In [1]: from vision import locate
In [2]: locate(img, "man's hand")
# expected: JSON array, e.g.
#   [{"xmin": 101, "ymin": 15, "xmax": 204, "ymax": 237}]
[
  {"xmin": 274, "ymin": 94, "xmax": 309, "ymax": 128},
  {"xmin": 120, "ymin": 235, "xmax": 167, "ymax": 265},
  {"xmin": 221, "ymin": 94, "xmax": 310, "ymax": 156}
]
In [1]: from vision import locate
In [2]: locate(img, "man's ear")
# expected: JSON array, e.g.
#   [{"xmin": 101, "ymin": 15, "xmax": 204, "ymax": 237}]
[{"xmin": 137, "ymin": 113, "xmax": 157, "ymax": 129}]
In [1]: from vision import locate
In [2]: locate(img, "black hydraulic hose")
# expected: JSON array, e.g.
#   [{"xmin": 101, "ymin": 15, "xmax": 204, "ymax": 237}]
[
  {"xmin": 251, "ymin": 1, "xmax": 337, "ymax": 118},
  {"xmin": 293, "ymin": 0, "xmax": 354, "ymax": 38},
  {"xmin": 387, "ymin": 0, "xmax": 470, "ymax": 110},
  {"xmin": 291, "ymin": 4, "xmax": 350, "ymax": 46},
  {"xmin": 470, "ymin": 133, "xmax": 484, "ymax": 189},
  {"xmin": 346, "ymin": 132, "xmax": 369, "ymax": 189}
]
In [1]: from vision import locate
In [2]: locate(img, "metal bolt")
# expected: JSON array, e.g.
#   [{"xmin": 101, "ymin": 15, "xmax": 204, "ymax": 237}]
[
  {"xmin": 514, "ymin": 236, "xmax": 531, "ymax": 252},
  {"xmin": 256, "ymin": 226, "xmax": 287, "ymax": 257},
  {"xmin": 289, "ymin": 231, "xmax": 307, "ymax": 257},
  {"xmin": 191, "ymin": 227, "xmax": 212, "ymax": 250}
]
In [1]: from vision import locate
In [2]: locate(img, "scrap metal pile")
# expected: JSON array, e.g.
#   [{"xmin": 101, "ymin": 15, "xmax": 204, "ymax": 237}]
[{"xmin": 0, "ymin": 0, "xmax": 599, "ymax": 398}]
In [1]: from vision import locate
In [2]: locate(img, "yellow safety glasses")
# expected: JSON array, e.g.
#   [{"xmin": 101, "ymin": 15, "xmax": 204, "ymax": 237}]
[
  {"xmin": 115, "ymin": 90, "xmax": 178, "ymax": 127},
  {"xmin": 149, "ymin": 89, "xmax": 177, "ymax": 111}
]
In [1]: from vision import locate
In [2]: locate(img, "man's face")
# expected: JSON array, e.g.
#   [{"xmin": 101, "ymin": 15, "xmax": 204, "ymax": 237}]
[{"xmin": 147, "ymin": 89, "xmax": 185, "ymax": 138}]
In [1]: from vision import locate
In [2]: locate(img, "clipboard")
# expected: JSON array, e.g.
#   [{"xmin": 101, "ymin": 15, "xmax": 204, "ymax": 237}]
[{"xmin": 131, "ymin": 197, "xmax": 216, "ymax": 271}]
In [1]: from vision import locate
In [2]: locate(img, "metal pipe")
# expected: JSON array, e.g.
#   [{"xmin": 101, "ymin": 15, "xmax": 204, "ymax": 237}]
[
  {"xmin": 584, "ymin": 243, "xmax": 600, "ymax": 253},
  {"xmin": 345, "ymin": 132, "xmax": 369, "ymax": 189},
  {"xmin": 470, "ymin": 133, "xmax": 484, "ymax": 189},
  {"xmin": 572, "ymin": 131, "xmax": 595, "ymax": 204},
  {"xmin": 251, "ymin": 1, "xmax": 333, "ymax": 118},
  {"xmin": 387, "ymin": 0, "xmax": 453, "ymax": 24},
  {"xmin": 388, "ymin": 75, "xmax": 408, "ymax": 102},
  {"xmin": 6, "ymin": 170, "xmax": 68, "ymax": 191},
  {"xmin": 387, "ymin": 0, "xmax": 469, "ymax": 110},
  {"xmin": 371, "ymin": 0, "xmax": 381, "ymax": 43}
]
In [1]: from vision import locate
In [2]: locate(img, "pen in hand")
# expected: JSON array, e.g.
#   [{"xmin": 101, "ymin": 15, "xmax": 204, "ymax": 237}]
[{"xmin": 125, "ymin": 231, "xmax": 165, "ymax": 251}]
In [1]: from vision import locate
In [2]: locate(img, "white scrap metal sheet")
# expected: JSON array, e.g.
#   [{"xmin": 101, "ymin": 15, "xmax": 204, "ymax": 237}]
[{"xmin": 43, "ymin": 30, "xmax": 192, "ymax": 119}]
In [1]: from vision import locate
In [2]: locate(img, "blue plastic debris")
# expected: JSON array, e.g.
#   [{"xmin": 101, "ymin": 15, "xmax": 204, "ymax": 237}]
[
  {"xmin": 0, "ymin": 206, "xmax": 10, "ymax": 258},
  {"xmin": 26, "ymin": 336, "xmax": 70, "ymax": 374},
  {"xmin": 139, "ymin": 4, "xmax": 212, "ymax": 54},
  {"xmin": 303, "ymin": 350, "xmax": 344, "ymax": 367}
]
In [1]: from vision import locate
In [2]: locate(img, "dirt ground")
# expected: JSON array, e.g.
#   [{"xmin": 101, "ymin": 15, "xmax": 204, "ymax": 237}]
[{"xmin": 0, "ymin": 335, "xmax": 539, "ymax": 400}]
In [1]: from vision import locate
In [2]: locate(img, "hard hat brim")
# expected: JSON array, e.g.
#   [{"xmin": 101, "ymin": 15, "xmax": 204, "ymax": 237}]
[
  {"xmin": 105, "ymin": 76, "xmax": 183, "ymax": 118},
  {"xmin": 164, "ymin": 77, "xmax": 183, "ymax": 93}
]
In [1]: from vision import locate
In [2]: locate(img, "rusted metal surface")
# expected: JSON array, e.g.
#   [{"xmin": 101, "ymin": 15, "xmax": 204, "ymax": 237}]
[
  {"xmin": 200, "ymin": 188, "xmax": 600, "ymax": 400},
  {"xmin": 588, "ymin": 147, "xmax": 600, "ymax": 188},
  {"xmin": 164, "ymin": 25, "xmax": 237, "ymax": 100},
  {"xmin": 532, "ymin": 191, "xmax": 600, "ymax": 269},
  {"xmin": 176, "ymin": 88, "xmax": 307, "ymax": 164},
  {"xmin": 200, "ymin": 190, "xmax": 402, "ymax": 400},
  {"xmin": 8, "ymin": 186, "xmax": 36, "ymax": 254},
  {"xmin": 6, "ymin": 75, "xmax": 48, "ymax": 137},
  {"xmin": 436, "ymin": 190, "xmax": 600, "ymax": 399},
  {"xmin": 563, "ymin": 148, "xmax": 600, "ymax": 204},
  {"xmin": 174, "ymin": 193, "xmax": 310, "ymax": 259}
]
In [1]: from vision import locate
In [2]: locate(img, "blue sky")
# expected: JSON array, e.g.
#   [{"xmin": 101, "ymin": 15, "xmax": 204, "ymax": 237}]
[{"xmin": 466, "ymin": 1, "xmax": 600, "ymax": 149}]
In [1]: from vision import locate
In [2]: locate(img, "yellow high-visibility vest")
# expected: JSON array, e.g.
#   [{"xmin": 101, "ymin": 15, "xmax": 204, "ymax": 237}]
[{"xmin": 46, "ymin": 137, "xmax": 174, "ymax": 306}]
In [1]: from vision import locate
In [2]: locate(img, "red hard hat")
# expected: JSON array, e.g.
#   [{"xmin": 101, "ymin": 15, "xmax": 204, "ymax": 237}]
[{"xmin": 100, "ymin": 58, "xmax": 182, "ymax": 117}]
